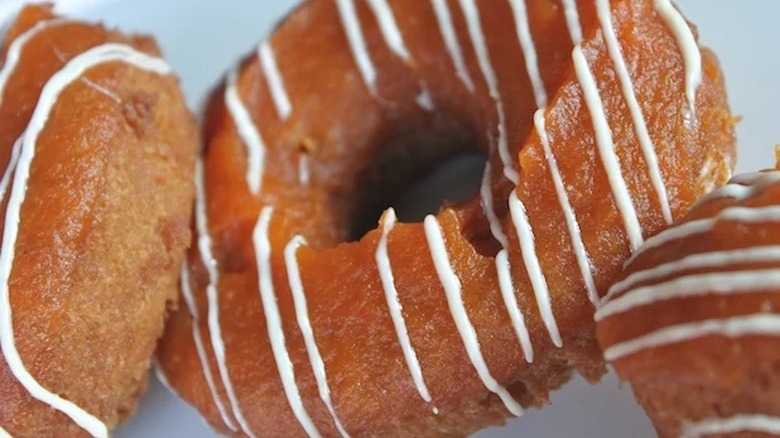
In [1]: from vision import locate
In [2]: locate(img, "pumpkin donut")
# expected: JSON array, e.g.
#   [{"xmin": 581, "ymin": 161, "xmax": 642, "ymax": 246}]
[
  {"xmin": 157, "ymin": 0, "xmax": 735, "ymax": 436},
  {"xmin": 597, "ymin": 157, "xmax": 780, "ymax": 438},
  {"xmin": 0, "ymin": 5, "xmax": 198, "ymax": 437}
]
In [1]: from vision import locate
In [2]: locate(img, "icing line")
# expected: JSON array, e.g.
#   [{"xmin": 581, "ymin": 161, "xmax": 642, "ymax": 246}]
[
  {"xmin": 560, "ymin": 0, "xmax": 583, "ymax": 45},
  {"xmin": 597, "ymin": 269, "xmax": 780, "ymax": 322},
  {"xmin": 285, "ymin": 237, "xmax": 351, "ymax": 437},
  {"xmin": 480, "ymin": 162, "xmax": 509, "ymax": 249},
  {"xmin": 0, "ymin": 43, "xmax": 174, "ymax": 438},
  {"xmin": 196, "ymin": 160, "xmax": 258, "ymax": 438},
  {"xmin": 258, "ymin": 41, "xmax": 293, "ymax": 121},
  {"xmin": 253, "ymin": 207, "xmax": 322, "ymax": 438},
  {"xmin": 572, "ymin": 45, "xmax": 643, "ymax": 251},
  {"xmin": 179, "ymin": 263, "xmax": 239, "ymax": 431},
  {"xmin": 431, "ymin": 0, "xmax": 475, "ymax": 92},
  {"xmin": 375, "ymin": 209, "xmax": 434, "ymax": 403},
  {"xmin": 654, "ymin": 0, "xmax": 702, "ymax": 112},
  {"xmin": 495, "ymin": 249, "xmax": 534, "ymax": 363},
  {"xmin": 457, "ymin": 0, "xmax": 519, "ymax": 184},
  {"xmin": 424, "ymin": 215, "xmax": 523, "ymax": 416},
  {"xmin": 596, "ymin": 0, "xmax": 672, "ymax": 225},
  {"xmin": 683, "ymin": 415, "xmax": 780, "ymax": 438},
  {"xmin": 605, "ymin": 314, "xmax": 780, "ymax": 361},
  {"xmin": 335, "ymin": 0, "xmax": 377, "ymax": 94},
  {"xmin": 366, "ymin": 0, "xmax": 411, "ymax": 60},
  {"xmin": 509, "ymin": 191, "xmax": 562, "ymax": 347},
  {"xmin": 534, "ymin": 110, "xmax": 597, "ymax": 305},
  {"xmin": 225, "ymin": 69, "xmax": 267, "ymax": 195},
  {"xmin": 507, "ymin": 0, "xmax": 547, "ymax": 108}
]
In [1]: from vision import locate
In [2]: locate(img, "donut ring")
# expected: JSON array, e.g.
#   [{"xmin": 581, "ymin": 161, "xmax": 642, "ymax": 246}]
[
  {"xmin": 0, "ymin": 6, "xmax": 197, "ymax": 437},
  {"xmin": 597, "ymin": 159, "xmax": 780, "ymax": 438},
  {"xmin": 158, "ymin": 0, "xmax": 735, "ymax": 436}
]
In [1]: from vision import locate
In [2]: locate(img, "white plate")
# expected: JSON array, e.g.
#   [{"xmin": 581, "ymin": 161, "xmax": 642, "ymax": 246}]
[{"xmin": 5, "ymin": 0, "xmax": 779, "ymax": 436}]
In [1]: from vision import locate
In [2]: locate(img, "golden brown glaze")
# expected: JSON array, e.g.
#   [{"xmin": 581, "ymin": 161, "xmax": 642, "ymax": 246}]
[
  {"xmin": 0, "ymin": 5, "xmax": 198, "ymax": 437},
  {"xmin": 598, "ymin": 162, "xmax": 780, "ymax": 438},
  {"xmin": 158, "ymin": 0, "xmax": 735, "ymax": 436}
]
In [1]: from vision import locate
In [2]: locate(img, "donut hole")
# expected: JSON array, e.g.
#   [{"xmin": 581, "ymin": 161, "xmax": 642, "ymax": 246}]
[{"xmin": 347, "ymin": 116, "xmax": 487, "ymax": 242}]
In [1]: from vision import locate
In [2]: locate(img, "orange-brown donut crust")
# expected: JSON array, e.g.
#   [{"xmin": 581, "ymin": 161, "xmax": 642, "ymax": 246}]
[
  {"xmin": 0, "ymin": 5, "xmax": 198, "ymax": 436},
  {"xmin": 597, "ymin": 165, "xmax": 780, "ymax": 438},
  {"xmin": 159, "ymin": 0, "xmax": 735, "ymax": 436}
]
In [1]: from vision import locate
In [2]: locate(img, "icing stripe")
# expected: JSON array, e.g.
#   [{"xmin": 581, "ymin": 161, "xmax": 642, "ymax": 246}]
[
  {"xmin": 365, "ymin": 0, "xmax": 411, "ymax": 60},
  {"xmin": 298, "ymin": 154, "xmax": 311, "ymax": 186},
  {"xmin": 225, "ymin": 69, "xmax": 267, "ymax": 195},
  {"xmin": 0, "ymin": 137, "xmax": 22, "ymax": 201},
  {"xmin": 495, "ymin": 249, "xmax": 534, "ymax": 363},
  {"xmin": 683, "ymin": 415, "xmax": 780, "ymax": 438},
  {"xmin": 610, "ymin": 246, "xmax": 780, "ymax": 299},
  {"xmin": 253, "ymin": 207, "xmax": 322, "ymax": 438},
  {"xmin": 480, "ymin": 162, "xmax": 509, "ymax": 249},
  {"xmin": 195, "ymin": 160, "xmax": 257, "ymax": 438},
  {"xmin": 179, "ymin": 263, "xmax": 239, "ymax": 431},
  {"xmin": 572, "ymin": 45, "xmax": 644, "ymax": 251},
  {"xmin": 0, "ymin": 19, "xmax": 67, "ymax": 104},
  {"xmin": 623, "ymin": 218, "xmax": 712, "ymax": 268},
  {"xmin": 560, "ymin": 0, "xmax": 583, "ymax": 45},
  {"xmin": 258, "ymin": 41, "xmax": 293, "ymax": 121},
  {"xmin": 0, "ymin": 43, "xmax": 174, "ymax": 438},
  {"xmin": 509, "ymin": 192, "xmax": 562, "ymax": 347},
  {"xmin": 457, "ymin": 0, "xmax": 519, "ymax": 184},
  {"xmin": 507, "ymin": 0, "xmax": 547, "ymax": 108},
  {"xmin": 285, "ymin": 237, "xmax": 351, "ymax": 438},
  {"xmin": 534, "ymin": 111, "xmax": 597, "ymax": 305},
  {"xmin": 693, "ymin": 171, "xmax": 780, "ymax": 209},
  {"xmin": 596, "ymin": 0, "xmax": 672, "ymax": 225},
  {"xmin": 334, "ymin": 0, "xmax": 377, "ymax": 94},
  {"xmin": 604, "ymin": 314, "xmax": 780, "ymax": 361},
  {"xmin": 654, "ymin": 0, "xmax": 702, "ymax": 112},
  {"xmin": 415, "ymin": 89, "xmax": 435, "ymax": 111},
  {"xmin": 596, "ymin": 269, "xmax": 780, "ymax": 322},
  {"xmin": 424, "ymin": 215, "xmax": 523, "ymax": 416},
  {"xmin": 375, "ymin": 209, "xmax": 434, "ymax": 404},
  {"xmin": 0, "ymin": 425, "xmax": 11, "ymax": 438},
  {"xmin": 430, "ymin": 0, "xmax": 475, "ymax": 92}
]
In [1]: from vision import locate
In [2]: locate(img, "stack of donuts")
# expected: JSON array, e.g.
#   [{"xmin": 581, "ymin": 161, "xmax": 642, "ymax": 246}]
[{"xmin": 3, "ymin": 0, "xmax": 779, "ymax": 437}]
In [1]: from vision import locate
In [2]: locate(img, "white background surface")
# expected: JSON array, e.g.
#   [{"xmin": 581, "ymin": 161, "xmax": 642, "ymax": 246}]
[{"xmin": 2, "ymin": 0, "xmax": 777, "ymax": 436}]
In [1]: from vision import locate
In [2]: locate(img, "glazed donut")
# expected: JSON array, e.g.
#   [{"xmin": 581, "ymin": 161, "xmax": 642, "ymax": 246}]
[
  {"xmin": 157, "ymin": 0, "xmax": 735, "ymax": 436},
  {"xmin": 0, "ymin": 5, "xmax": 197, "ymax": 437},
  {"xmin": 597, "ymin": 160, "xmax": 780, "ymax": 438}
]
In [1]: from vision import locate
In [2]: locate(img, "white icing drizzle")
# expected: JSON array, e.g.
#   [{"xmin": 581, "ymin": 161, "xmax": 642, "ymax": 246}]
[
  {"xmin": 507, "ymin": 0, "xmax": 546, "ymax": 108},
  {"xmin": 258, "ymin": 41, "xmax": 293, "ymax": 121},
  {"xmin": 654, "ymin": 0, "xmax": 702, "ymax": 112},
  {"xmin": 495, "ymin": 249, "xmax": 534, "ymax": 363},
  {"xmin": 509, "ymin": 191, "xmax": 562, "ymax": 347},
  {"xmin": 610, "ymin": 246, "xmax": 780, "ymax": 299},
  {"xmin": 572, "ymin": 45, "xmax": 644, "ymax": 251},
  {"xmin": 298, "ymin": 153, "xmax": 311, "ymax": 186},
  {"xmin": 534, "ymin": 111, "xmax": 597, "ymax": 305},
  {"xmin": 284, "ymin": 237, "xmax": 351, "ymax": 438},
  {"xmin": 415, "ymin": 88, "xmax": 435, "ymax": 111},
  {"xmin": 457, "ymin": 0, "xmax": 519, "ymax": 184},
  {"xmin": 0, "ymin": 137, "xmax": 22, "ymax": 201},
  {"xmin": 597, "ymin": 269, "xmax": 780, "ymax": 322},
  {"xmin": 683, "ymin": 415, "xmax": 780, "ymax": 438},
  {"xmin": 693, "ymin": 171, "xmax": 780, "ymax": 209},
  {"xmin": 225, "ymin": 69, "xmax": 267, "ymax": 195},
  {"xmin": 604, "ymin": 314, "xmax": 780, "ymax": 362},
  {"xmin": 623, "ymin": 218, "xmax": 712, "ymax": 268},
  {"xmin": 253, "ymin": 207, "xmax": 322, "ymax": 438},
  {"xmin": 0, "ymin": 424, "xmax": 11, "ymax": 438},
  {"xmin": 195, "ymin": 160, "xmax": 257, "ymax": 438},
  {"xmin": 179, "ymin": 263, "xmax": 239, "ymax": 431},
  {"xmin": 424, "ymin": 216, "xmax": 523, "ymax": 416},
  {"xmin": 430, "ymin": 0, "xmax": 475, "ymax": 93},
  {"xmin": 480, "ymin": 162, "xmax": 509, "ymax": 249},
  {"xmin": 366, "ymin": 0, "xmax": 411, "ymax": 61},
  {"xmin": 0, "ymin": 19, "xmax": 67, "ymax": 105},
  {"xmin": 596, "ymin": 0, "xmax": 672, "ymax": 225},
  {"xmin": 560, "ymin": 0, "xmax": 583, "ymax": 45},
  {"xmin": 0, "ymin": 43, "xmax": 174, "ymax": 438},
  {"xmin": 375, "ymin": 209, "xmax": 434, "ymax": 403},
  {"xmin": 334, "ymin": 0, "xmax": 377, "ymax": 94}
]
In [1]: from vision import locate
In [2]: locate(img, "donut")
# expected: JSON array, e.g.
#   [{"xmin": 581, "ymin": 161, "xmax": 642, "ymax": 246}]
[
  {"xmin": 156, "ymin": 0, "xmax": 735, "ymax": 436},
  {"xmin": 0, "ymin": 5, "xmax": 198, "ymax": 437},
  {"xmin": 597, "ymin": 159, "xmax": 780, "ymax": 438}
]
